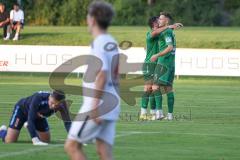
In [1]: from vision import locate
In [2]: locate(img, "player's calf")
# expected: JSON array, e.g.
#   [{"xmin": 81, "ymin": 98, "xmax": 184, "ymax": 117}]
[
  {"xmin": 96, "ymin": 138, "xmax": 113, "ymax": 160},
  {"xmin": 148, "ymin": 93, "xmax": 157, "ymax": 120},
  {"xmin": 140, "ymin": 84, "xmax": 152, "ymax": 119},
  {"xmin": 152, "ymin": 85, "xmax": 164, "ymax": 120},
  {"xmin": 166, "ymin": 91, "xmax": 175, "ymax": 121},
  {"xmin": 3, "ymin": 128, "xmax": 20, "ymax": 143},
  {"xmin": 65, "ymin": 139, "xmax": 86, "ymax": 160},
  {"xmin": 159, "ymin": 85, "xmax": 175, "ymax": 121}
]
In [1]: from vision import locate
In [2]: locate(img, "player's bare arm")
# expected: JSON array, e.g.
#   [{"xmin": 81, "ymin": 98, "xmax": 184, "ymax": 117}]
[
  {"xmin": 150, "ymin": 45, "xmax": 174, "ymax": 62},
  {"xmin": 92, "ymin": 70, "xmax": 107, "ymax": 124},
  {"xmin": 0, "ymin": 17, "xmax": 9, "ymax": 26},
  {"xmin": 151, "ymin": 26, "xmax": 168, "ymax": 37},
  {"xmin": 151, "ymin": 23, "xmax": 183, "ymax": 38}
]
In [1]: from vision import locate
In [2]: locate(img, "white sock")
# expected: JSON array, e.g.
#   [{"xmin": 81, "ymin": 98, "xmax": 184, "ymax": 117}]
[
  {"xmin": 150, "ymin": 109, "xmax": 156, "ymax": 114},
  {"xmin": 6, "ymin": 33, "xmax": 10, "ymax": 38},
  {"xmin": 168, "ymin": 113, "xmax": 173, "ymax": 118},
  {"xmin": 156, "ymin": 110, "xmax": 163, "ymax": 115},
  {"xmin": 141, "ymin": 108, "xmax": 147, "ymax": 115},
  {"xmin": 14, "ymin": 33, "xmax": 19, "ymax": 38}
]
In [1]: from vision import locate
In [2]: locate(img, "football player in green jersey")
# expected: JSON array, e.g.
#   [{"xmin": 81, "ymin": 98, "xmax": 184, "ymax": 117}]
[
  {"xmin": 151, "ymin": 12, "xmax": 179, "ymax": 121},
  {"xmin": 140, "ymin": 16, "xmax": 182, "ymax": 121}
]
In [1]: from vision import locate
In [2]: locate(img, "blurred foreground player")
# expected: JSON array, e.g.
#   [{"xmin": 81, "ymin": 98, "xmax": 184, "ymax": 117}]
[
  {"xmin": 65, "ymin": 1, "xmax": 120, "ymax": 160},
  {"xmin": 0, "ymin": 90, "xmax": 71, "ymax": 145}
]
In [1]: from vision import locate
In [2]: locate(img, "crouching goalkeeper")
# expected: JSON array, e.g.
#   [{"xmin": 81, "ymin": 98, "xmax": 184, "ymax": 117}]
[{"xmin": 0, "ymin": 90, "xmax": 71, "ymax": 145}]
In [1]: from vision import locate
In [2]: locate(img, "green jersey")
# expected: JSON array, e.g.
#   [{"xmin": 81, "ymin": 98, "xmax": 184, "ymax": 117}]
[
  {"xmin": 145, "ymin": 31, "xmax": 159, "ymax": 63},
  {"xmin": 157, "ymin": 28, "xmax": 176, "ymax": 67},
  {"xmin": 142, "ymin": 31, "xmax": 159, "ymax": 81}
]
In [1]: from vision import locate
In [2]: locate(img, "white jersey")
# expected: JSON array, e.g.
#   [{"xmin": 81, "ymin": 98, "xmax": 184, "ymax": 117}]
[
  {"xmin": 79, "ymin": 34, "xmax": 120, "ymax": 121},
  {"xmin": 10, "ymin": 9, "xmax": 24, "ymax": 23}
]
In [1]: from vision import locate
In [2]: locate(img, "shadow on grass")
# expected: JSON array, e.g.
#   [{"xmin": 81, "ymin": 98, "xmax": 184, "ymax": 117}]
[
  {"xmin": 15, "ymin": 140, "xmax": 32, "ymax": 144},
  {"xmin": 13, "ymin": 140, "xmax": 64, "ymax": 145},
  {"xmin": 50, "ymin": 140, "xmax": 65, "ymax": 144},
  {"xmin": 0, "ymin": 32, "xmax": 65, "ymax": 43},
  {"xmin": 22, "ymin": 32, "xmax": 64, "ymax": 39}
]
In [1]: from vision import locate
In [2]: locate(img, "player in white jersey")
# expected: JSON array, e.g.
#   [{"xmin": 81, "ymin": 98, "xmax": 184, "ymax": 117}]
[{"xmin": 64, "ymin": 1, "xmax": 120, "ymax": 160}]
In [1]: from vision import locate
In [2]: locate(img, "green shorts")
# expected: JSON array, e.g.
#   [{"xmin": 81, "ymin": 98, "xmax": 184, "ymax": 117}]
[
  {"xmin": 153, "ymin": 63, "xmax": 175, "ymax": 86},
  {"xmin": 142, "ymin": 62, "xmax": 156, "ymax": 82}
]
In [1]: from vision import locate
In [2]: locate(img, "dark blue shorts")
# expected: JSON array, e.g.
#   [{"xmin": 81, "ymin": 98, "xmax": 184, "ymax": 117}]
[
  {"xmin": 13, "ymin": 21, "xmax": 24, "ymax": 29},
  {"xmin": 9, "ymin": 103, "xmax": 49, "ymax": 132}
]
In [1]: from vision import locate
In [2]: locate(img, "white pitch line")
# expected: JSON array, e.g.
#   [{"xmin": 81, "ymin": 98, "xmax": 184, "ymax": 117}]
[
  {"xmin": 0, "ymin": 132, "xmax": 139, "ymax": 159},
  {"xmin": 0, "ymin": 130, "xmax": 239, "ymax": 159},
  {"xmin": 0, "ymin": 144, "xmax": 63, "ymax": 159},
  {"xmin": 0, "ymin": 101, "xmax": 81, "ymax": 105},
  {"xmin": 117, "ymin": 131, "xmax": 240, "ymax": 139},
  {"xmin": 115, "ymin": 132, "xmax": 140, "ymax": 138},
  {"xmin": 0, "ymin": 83, "xmax": 48, "ymax": 85}
]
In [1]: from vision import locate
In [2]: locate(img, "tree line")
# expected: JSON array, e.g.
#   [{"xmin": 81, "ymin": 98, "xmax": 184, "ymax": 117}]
[{"xmin": 1, "ymin": 0, "xmax": 240, "ymax": 26}]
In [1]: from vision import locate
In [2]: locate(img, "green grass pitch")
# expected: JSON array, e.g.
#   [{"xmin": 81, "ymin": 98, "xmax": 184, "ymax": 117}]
[
  {"xmin": 0, "ymin": 26, "xmax": 240, "ymax": 49},
  {"xmin": 0, "ymin": 74, "xmax": 240, "ymax": 160}
]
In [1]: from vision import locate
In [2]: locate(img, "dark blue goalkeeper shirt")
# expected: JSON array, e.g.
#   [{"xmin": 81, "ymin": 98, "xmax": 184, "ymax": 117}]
[{"xmin": 17, "ymin": 91, "xmax": 71, "ymax": 138}]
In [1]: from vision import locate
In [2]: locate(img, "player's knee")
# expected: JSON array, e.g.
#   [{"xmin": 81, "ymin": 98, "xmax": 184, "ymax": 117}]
[
  {"xmin": 144, "ymin": 84, "xmax": 153, "ymax": 92},
  {"xmin": 39, "ymin": 135, "xmax": 50, "ymax": 143},
  {"xmin": 64, "ymin": 140, "xmax": 73, "ymax": 153},
  {"xmin": 64, "ymin": 140, "xmax": 79, "ymax": 154},
  {"xmin": 165, "ymin": 86, "xmax": 173, "ymax": 93},
  {"xmin": 38, "ymin": 131, "xmax": 51, "ymax": 143},
  {"xmin": 4, "ymin": 139, "xmax": 12, "ymax": 144},
  {"xmin": 41, "ymin": 138, "xmax": 50, "ymax": 143},
  {"xmin": 43, "ymin": 135, "xmax": 50, "ymax": 143},
  {"xmin": 4, "ymin": 128, "xmax": 19, "ymax": 144},
  {"xmin": 4, "ymin": 136, "xmax": 17, "ymax": 144},
  {"xmin": 152, "ymin": 85, "xmax": 159, "ymax": 92}
]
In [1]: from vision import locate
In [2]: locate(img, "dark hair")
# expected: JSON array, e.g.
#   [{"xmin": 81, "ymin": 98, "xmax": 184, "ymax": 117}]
[
  {"xmin": 160, "ymin": 12, "xmax": 174, "ymax": 21},
  {"xmin": 88, "ymin": 1, "xmax": 115, "ymax": 30},
  {"xmin": 0, "ymin": 2, "xmax": 5, "ymax": 6},
  {"xmin": 51, "ymin": 90, "xmax": 65, "ymax": 102},
  {"xmin": 148, "ymin": 16, "xmax": 159, "ymax": 28},
  {"xmin": 13, "ymin": 2, "xmax": 20, "ymax": 7}
]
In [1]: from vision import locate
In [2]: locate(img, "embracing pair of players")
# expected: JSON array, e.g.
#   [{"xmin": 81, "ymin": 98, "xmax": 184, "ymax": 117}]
[{"xmin": 140, "ymin": 12, "xmax": 183, "ymax": 121}]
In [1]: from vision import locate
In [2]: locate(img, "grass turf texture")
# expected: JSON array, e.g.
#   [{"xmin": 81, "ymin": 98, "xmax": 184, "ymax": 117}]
[
  {"xmin": 0, "ymin": 26, "xmax": 240, "ymax": 49},
  {"xmin": 0, "ymin": 74, "xmax": 240, "ymax": 160}
]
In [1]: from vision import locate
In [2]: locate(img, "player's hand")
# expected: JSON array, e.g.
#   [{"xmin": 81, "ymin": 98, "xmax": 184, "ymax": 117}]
[
  {"xmin": 0, "ymin": 22, "xmax": 3, "ymax": 27},
  {"xmin": 93, "ymin": 118, "xmax": 103, "ymax": 125},
  {"xmin": 151, "ymin": 55, "xmax": 158, "ymax": 62},
  {"xmin": 32, "ymin": 137, "xmax": 48, "ymax": 146},
  {"xmin": 169, "ymin": 23, "xmax": 183, "ymax": 30}
]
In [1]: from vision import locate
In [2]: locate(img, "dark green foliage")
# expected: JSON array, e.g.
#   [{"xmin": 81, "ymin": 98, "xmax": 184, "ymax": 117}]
[{"xmin": 1, "ymin": 0, "xmax": 240, "ymax": 26}]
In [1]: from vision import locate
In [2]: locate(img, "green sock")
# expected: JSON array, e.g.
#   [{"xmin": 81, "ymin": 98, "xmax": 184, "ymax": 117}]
[
  {"xmin": 149, "ymin": 92, "xmax": 156, "ymax": 110},
  {"xmin": 141, "ymin": 91, "xmax": 150, "ymax": 109},
  {"xmin": 153, "ymin": 90, "xmax": 162, "ymax": 110},
  {"xmin": 167, "ymin": 92, "xmax": 175, "ymax": 113}
]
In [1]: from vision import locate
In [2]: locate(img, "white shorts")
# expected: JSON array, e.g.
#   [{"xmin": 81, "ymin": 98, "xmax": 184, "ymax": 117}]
[{"xmin": 67, "ymin": 119, "xmax": 116, "ymax": 146}]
